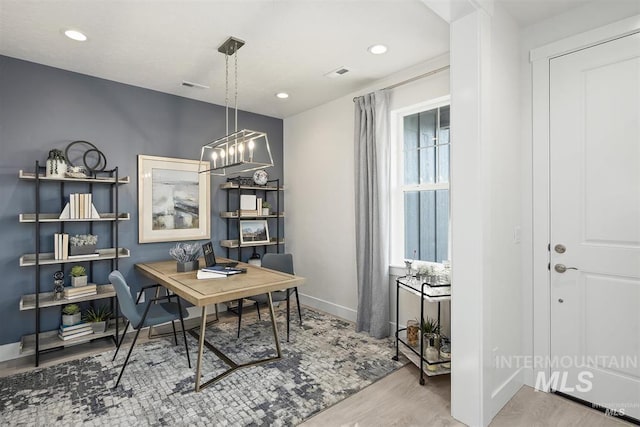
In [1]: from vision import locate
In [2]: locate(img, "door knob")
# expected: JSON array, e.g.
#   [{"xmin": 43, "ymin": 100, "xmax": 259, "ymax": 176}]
[{"xmin": 554, "ymin": 264, "xmax": 578, "ymax": 273}]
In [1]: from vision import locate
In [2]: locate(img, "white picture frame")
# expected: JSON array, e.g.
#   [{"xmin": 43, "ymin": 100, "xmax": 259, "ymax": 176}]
[
  {"xmin": 138, "ymin": 155, "xmax": 210, "ymax": 243},
  {"xmin": 239, "ymin": 220, "xmax": 270, "ymax": 245}
]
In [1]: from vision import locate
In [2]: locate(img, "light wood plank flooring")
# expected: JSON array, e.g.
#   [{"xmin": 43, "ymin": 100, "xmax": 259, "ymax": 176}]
[{"xmin": 0, "ymin": 309, "xmax": 634, "ymax": 426}]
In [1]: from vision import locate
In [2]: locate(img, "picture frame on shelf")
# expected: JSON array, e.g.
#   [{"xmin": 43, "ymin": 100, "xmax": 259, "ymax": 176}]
[
  {"xmin": 239, "ymin": 220, "xmax": 270, "ymax": 245},
  {"xmin": 137, "ymin": 155, "xmax": 210, "ymax": 243}
]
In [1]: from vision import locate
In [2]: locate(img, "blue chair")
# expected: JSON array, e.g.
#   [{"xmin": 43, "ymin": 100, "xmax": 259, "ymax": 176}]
[
  {"xmin": 237, "ymin": 253, "xmax": 302, "ymax": 341},
  {"xmin": 109, "ymin": 270, "xmax": 191, "ymax": 388}
]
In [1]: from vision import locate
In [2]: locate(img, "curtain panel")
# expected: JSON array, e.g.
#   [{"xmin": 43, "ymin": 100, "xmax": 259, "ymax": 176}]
[{"xmin": 354, "ymin": 90, "xmax": 390, "ymax": 339}]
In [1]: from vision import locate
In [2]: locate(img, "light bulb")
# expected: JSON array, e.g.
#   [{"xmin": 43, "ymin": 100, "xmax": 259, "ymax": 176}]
[
  {"xmin": 238, "ymin": 143, "xmax": 244, "ymax": 153},
  {"xmin": 211, "ymin": 152, "xmax": 218, "ymax": 160},
  {"xmin": 219, "ymin": 149, "xmax": 226, "ymax": 158}
]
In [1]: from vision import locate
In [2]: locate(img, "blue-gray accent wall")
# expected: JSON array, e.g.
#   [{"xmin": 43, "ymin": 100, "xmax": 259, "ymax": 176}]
[{"xmin": 0, "ymin": 55, "xmax": 283, "ymax": 345}]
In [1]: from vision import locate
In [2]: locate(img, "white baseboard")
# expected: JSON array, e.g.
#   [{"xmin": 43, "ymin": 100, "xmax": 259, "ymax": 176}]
[
  {"xmin": 298, "ymin": 293, "xmax": 357, "ymax": 323},
  {"xmin": 0, "ymin": 342, "xmax": 21, "ymax": 363},
  {"xmin": 490, "ymin": 367, "xmax": 524, "ymax": 421}
]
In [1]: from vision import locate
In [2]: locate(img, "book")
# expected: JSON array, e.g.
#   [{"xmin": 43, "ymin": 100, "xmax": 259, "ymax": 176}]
[
  {"xmin": 64, "ymin": 284, "xmax": 97, "ymax": 295},
  {"xmin": 58, "ymin": 329, "xmax": 93, "ymax": 341},
  {"xmin": 196, "ymin": 270, "xmax": 227, "ymax": 279},
  {"xmin": 240, "ymin": 194, "xmax": 257, "ymax": 210},
  {"xmin": 54, "ymin": 233, "xmax": 59, "ymax": 260},
  {"xmin": 59, "ymin": 322, "xmax": 91, "ymax": 332},
  {"xmin": 202, "ymin": 266, "xmax": 245, "ymax": 275},
  {"xmin": 59, "ymin": 325, "xmax": 92, "ymax": 336},
  {"xmin": 64, "ymin": 290, "xmax": 97, "ymax": 300},
  {"xmin": 62, "ymin": 233, "xmax": 69, "ymax": 259}
]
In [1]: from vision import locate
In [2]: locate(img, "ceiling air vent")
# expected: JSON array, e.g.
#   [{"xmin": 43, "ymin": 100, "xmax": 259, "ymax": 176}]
[
  {"xmin": 181, "ymin": 80, "xmax": 210, "ymax": 89},
  {"xmin": 324, "ymin": 66, "xmax": 351, "ymax": 78}
]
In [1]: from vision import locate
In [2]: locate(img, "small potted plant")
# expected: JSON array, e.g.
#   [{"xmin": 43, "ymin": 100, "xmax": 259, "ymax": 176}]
[
  {"xmin": 46, "ymin": 149, "xmax": 67, "ymax": 178},
  {"xmin": 422, "ymin": 316, "xmax": 441, "ymax": 351},
  {"xmin": 169, "ymin": 242, "xmax": 201, "ymax": 272},
  {"xmin": 61, "ymin": 304, "xmax": 81, "ymax": 326},
  {"xmin": 70, "ymin": 265, "xmax": 88, "ymax": 287},
  {"xmin": 83, "ymin": 305, "xmax": 111, "ymax": 333},
  {"xmin": 262, "ymin": 201, "xmax": 271, "ymax": 216},
  {"xmin": 69, "ymin": 234, "xmax": 98, "ymax": 256}
]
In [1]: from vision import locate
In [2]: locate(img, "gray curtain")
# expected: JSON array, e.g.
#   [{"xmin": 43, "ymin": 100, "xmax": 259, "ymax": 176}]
[{"xmin": 354, "ymin": 90, "xmax": 390, "ymax": 339}]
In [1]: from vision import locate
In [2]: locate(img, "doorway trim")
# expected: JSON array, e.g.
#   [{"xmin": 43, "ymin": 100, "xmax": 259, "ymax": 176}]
[{"xmin": 530, "ymin": 14, "xmax": 640, "ymax": 391}]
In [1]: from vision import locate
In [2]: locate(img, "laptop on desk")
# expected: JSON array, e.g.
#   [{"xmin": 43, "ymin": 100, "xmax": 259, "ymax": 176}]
[{"xmin": 202, "ymin": 241, "xmax": 238, "ymax": 268}]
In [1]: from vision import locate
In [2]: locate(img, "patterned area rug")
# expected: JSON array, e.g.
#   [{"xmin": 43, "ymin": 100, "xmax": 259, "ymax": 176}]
[{"xmin": 0, "ymin": 308, "xmax": 404, "ymax": 426}]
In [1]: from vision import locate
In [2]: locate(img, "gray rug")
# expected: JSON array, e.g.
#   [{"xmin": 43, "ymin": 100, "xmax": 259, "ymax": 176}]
[{"xmin": 0, "ymin": 308, "xmax": 404, "ymax": 426}]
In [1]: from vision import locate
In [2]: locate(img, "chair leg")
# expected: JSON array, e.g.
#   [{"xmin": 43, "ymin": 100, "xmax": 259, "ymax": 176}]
[
  {"xmin": 255, "ymin": 301, "xmax": 261, "ymax": 320},
  {"xmin": 294, "ymin": 287, "xmax": 303, "ymax": 325},
  {"xmin": 114, "ymin": 326, "xmax": 142, "ymax": 388},
  {"xmin": 171, "ymin": 320, "xmax": 178, "ymax": 345},
  {"xmin": 286, "ymin": 290, "xmax": 290, "ymax": 342},
  {"xmin": 237, "ymin": 298, "xmax": 244, "ymax": 338},
  {"xmin": 112, "ymin": 320, "xmax": 130, "ymax": 362},
  {"xmin": 176, "ymin": 297, "xmax": 191, "ymax": 369}
]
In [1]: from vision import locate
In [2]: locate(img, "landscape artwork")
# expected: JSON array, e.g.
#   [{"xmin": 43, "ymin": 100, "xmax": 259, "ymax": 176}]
[
  {"xmin": 151, "ymin": 168, "xmax": 199, "ymax": 230},
  {"xmin": 240, "ymin": 220, "xmax": 270, "ymax": 245}
]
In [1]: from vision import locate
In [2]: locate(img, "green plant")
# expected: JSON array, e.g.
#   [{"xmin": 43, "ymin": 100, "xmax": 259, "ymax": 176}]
[
  {"xmin": 70, "ymin": 234, "xmax": 98, "ymax": 247},
  {"xmin": 70, "ymin": 265, "xmax": 86, "ymax": 277},
  {"xmin": 83, "ymin": 306, "xmax": 111, "ymax": 322},
  {"xmin": 262, "ymin": 201, "xmax": 271, "ymax": 209},
  {"xmin": 62, "ymin": 304, "xmax": 80, "ymax": 315},
  {"xmin": 421, "ymin": 316, "xmax": 440, "ymax": 335}
]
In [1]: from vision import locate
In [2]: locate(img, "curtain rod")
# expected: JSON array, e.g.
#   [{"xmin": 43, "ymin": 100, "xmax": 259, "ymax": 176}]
[{"xmin": 352, "ymin": 65, "xmax": 450, "ymax": 102}]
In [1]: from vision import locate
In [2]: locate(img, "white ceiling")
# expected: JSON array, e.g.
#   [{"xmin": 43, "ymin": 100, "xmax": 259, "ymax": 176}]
[{"xmin": 0, "ymin": 0, "xmax": 593, "ymax": 119}]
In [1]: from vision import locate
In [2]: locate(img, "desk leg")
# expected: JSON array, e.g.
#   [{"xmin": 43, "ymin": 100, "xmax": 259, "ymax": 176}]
[
  {"xmin": 195, "ymin": 305, "xmax": 208, "ymax": 392},
  {"xmin": 267, "ymin": 292, "xmax": 282, "ymax": 358}
]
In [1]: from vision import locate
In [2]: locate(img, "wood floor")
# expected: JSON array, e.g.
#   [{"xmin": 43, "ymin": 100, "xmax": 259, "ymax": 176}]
[{"xmin": 0, "ymin": 309, "xmax": 633, "ymax": 427}]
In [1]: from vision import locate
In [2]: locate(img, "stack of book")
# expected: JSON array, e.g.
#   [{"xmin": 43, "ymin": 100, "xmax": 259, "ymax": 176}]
[
  {"xmin": 64, "ymin": 284, "xmax": 97, "ymax": 299},
  {"xmin": 54, "ymin": 233, "xmax": 69, "ymax": 260},
  {"xmin": 58, "ymin": 322, "xmax": 94, "ymax": 341},
  {"xmin": 58, "ymin": 193, "xmax": 100, "ymax": 219}
]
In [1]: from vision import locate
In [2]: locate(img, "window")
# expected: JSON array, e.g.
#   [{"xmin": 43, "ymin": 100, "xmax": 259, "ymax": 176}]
[{"xmin": 391, "ymin": 98, "xmax": 450, "ymax": 264}]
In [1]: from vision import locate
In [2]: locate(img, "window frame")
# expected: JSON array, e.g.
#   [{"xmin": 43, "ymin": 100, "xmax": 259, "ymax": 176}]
[{"xmin": 390, "ymin": 95, "xmax": 451, "ymax": 267}]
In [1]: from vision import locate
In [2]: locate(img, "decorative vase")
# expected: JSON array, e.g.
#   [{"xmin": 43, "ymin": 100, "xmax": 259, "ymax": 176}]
[
  {"xmin": 262, "ymin": 208, "xmax": 270, "ymax": 216},
  {"xmin": 71, "ymin": 276, "xmax": 88, "ymax": 287},
  {"xmin": 62, "ymin": 312, "xmax": 81, "ymax": 326},
  {"xmin": 46, "ymin": 158, "xmax": 67, "ymax": 178},
  {"xmin": 177, "ymin": 260, "xmax": 199, "ymax": 272},
  {"xmin": 90, "ymin": 321, "xmax": 107, "ymax": 333},
  {"xmin": 69, "ymin": 244, "xmax": 97, "ymax": 256}
]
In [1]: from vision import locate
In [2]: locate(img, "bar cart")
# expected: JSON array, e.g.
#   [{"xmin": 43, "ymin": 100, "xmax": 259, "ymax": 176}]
[{"xmin": 392, "ymin": 275, "xmax": 451, "ymax": 385}]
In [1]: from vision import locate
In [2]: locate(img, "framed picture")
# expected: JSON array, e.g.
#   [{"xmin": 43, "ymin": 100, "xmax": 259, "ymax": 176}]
[
  {"xmin": 239, "ymin": 220, "xmax": 270, "ymax": 245},
  {"xmin": 138, "ymin": 155, "xmax": 210, "ymax": 243}
]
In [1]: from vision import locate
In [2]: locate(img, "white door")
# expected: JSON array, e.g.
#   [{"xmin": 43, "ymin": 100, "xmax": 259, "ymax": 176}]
[{"xmin": 550, "ymin": 32, "xmax": 640, "ymax": 420}]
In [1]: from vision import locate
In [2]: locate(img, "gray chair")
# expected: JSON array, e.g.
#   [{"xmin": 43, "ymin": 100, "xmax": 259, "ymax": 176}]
[
  {"xmin": 109, "ymin": 270, "xmax": 191, "ymax": 388},
  {"xmin": 237, "ymin": 253, "xmax": 302, "ymax": 341}
]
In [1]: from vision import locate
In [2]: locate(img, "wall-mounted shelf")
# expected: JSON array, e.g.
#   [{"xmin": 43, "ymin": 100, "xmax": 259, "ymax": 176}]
[
  {"xmin": 220, "ymin": 211, "xmax": 284, "ymax": 219},
  {"xmin": 220, "ymin": 182, "xmax": 284, "ymax": 191},
  {"xmin": 220, "ymin": 238, "xmax": 285, "ymax": 249},
  {"xmin": 19, "ymin": 213, "xmax": 130, "ymax": 223},
  {"xmin": 19, "ymin": 170, "xmax": 130, "ymax": 184},
  {"xmin": 20, "ymin": 284, "xmax": 115, "ymax": 310},
  {"xmin": 19, "ymin": 321, "xmax": 122, "ymax": 356},
  {"xmin": 19, "ymin": 248, "xmax": 130, "ymax": 266}
]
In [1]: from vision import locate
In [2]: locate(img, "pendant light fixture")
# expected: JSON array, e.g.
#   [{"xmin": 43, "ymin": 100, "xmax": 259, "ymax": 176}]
[{"xmin": 199, "ymin": 37, "xmax": 273, "ymax": 176}]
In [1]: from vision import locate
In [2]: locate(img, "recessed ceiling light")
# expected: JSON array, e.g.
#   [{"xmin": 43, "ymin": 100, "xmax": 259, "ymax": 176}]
[
  {"xmin": 368, "ymin": 44, "xmax": 387, "ymax": 55},
  {"xmin": 64, "ymin": 29, "xmax": 88, "ymax": 42},
  {"xmin": 275, "ymin": 92, "xmax": 289, "ymax": 99}
]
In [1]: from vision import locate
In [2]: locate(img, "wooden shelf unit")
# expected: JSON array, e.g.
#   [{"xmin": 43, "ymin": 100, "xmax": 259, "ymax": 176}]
[{"xmin": 18, "ymin": 163, "xmax": 129, "ymax": 366}]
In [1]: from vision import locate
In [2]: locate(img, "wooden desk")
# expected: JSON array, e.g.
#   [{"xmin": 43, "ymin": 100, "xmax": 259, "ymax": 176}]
[{"xmin": 136, "ymin": 259, "xmax": 305, "ymax": 392}]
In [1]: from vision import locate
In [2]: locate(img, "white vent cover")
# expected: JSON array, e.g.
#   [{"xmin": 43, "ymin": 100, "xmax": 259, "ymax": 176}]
[{"xmin": 324, "ymin": 66, "xmax": 351, "ymax": 78}]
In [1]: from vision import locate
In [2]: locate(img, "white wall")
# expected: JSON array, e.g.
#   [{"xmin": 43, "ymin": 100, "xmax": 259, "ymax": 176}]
[
  {"xmin": 519, "ymin": 0, "xmax": 640, "ymax": 388},
  {"xmin": 449, "ymin": 3, "xmax": 522, "ymax": 425},
  {"xmin": 284, "ymin": 55, "xmax": 449, "ymax": 322}
]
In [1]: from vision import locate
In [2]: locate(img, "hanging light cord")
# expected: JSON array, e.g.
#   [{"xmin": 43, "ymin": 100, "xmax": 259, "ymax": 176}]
[
  {"xmin": 225, "ymin": 46, "xmax": 229, "ymax": 137},
  {"xmin": 234, "ymin": 42, "xmax": 239, "ymax": 133}
]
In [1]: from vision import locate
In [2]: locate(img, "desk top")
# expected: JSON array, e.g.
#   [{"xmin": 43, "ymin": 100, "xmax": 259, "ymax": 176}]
[{"xmin": 135, "ymin": 259, "xmax": 305, "ymax": 307}]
